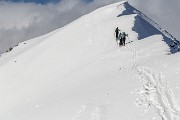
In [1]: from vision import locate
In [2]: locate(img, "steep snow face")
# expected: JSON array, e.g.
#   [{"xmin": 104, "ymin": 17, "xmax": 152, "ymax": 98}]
[
  {"xmin": 0, "ymin": 1, "xmax": 180, "ymax": 120},
  {"xmin": 119, "ymin": 2, "xmax": 180, "ymax": 53}
]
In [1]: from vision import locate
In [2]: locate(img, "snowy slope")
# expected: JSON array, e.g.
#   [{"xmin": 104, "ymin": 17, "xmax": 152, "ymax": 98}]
[{"xmin": 0, "ymin": 1, "xmax": 180, "ymax": 120}]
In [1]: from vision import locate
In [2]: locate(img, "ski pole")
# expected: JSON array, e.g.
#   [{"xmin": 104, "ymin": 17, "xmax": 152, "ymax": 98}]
[{"xmin": 127, "ymin": 36, "xmax": 130, "ymax": 43}]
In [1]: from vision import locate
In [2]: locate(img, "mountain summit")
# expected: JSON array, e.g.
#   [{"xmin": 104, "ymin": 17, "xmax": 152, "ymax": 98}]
[{"xmin": 0, "ymin": 1, "xmax": 180, "ymax": 120}]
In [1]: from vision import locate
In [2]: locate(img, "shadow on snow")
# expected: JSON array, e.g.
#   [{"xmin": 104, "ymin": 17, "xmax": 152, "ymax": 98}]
[{"xmin": 117, "ymin": 2, "xmax": 180, "ymax": 54}]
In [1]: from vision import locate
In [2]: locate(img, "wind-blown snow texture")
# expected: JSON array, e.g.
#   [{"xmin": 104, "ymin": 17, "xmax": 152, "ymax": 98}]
[{"xmin": 0, "ymin": 1, "xmax": 180, "ymax": 120}]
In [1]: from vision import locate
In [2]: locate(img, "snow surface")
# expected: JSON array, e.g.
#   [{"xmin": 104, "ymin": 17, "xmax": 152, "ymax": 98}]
[{"xmin": 0, "ymin": 1, "xmax": 180, "ymax": 120}]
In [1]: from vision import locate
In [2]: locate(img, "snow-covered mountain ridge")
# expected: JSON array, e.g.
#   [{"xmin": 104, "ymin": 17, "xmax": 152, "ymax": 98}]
[
  {"xmin": 119, "ymin": 2, "xmax": 180, "ymax": 53},
  {"xmin": 0, "ymin": 1, "xmax": 180, "ymax": 120}
]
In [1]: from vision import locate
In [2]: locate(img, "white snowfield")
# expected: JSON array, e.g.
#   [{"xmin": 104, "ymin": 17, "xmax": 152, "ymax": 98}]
[{"xmin": 0, "ymin": 1, "xmax": 180, "ymax": 120}]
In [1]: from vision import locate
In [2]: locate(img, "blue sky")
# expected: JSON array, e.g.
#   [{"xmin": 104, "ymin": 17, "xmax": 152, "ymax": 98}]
[
  {"xmin": 4, "ymin": 0, "xmax": 61, "ymax": 4},
  {"xmin": 3, "ymin": 0, "xmax": 93, "ymax": 4}
]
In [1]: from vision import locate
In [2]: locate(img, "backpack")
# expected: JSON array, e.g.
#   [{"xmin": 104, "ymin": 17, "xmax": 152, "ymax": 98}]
[{"xmin": 121, "ymin": 32, "xmax": 126, "ymax": 38}]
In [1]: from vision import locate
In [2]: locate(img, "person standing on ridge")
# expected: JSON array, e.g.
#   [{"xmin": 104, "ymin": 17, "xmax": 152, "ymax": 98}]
[
  {"xmin": 121, "ymin": 31, "xmax": 128, "ymax": 46},
  {"xmin": 119, "ymin": 31, "xmax": 123, "ymax": 46},
  {"xmin": 115, "ymin": 27, "xmax": 120, "ymax": 41}
]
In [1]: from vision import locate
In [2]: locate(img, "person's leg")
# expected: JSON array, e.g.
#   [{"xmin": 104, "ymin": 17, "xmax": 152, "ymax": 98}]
[
  {"xmin": 116, "ymin": 33, "xmax": 119, "ymax": 40},
  {"xmin": 119, "ymin": 38, "xmax": 123, "ymax": 46},
  {"xmin": 123, "ymin": 38, "xmax": 125, "ymax": 46}
]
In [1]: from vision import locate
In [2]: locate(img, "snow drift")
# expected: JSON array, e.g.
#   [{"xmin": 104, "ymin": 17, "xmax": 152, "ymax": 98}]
[{"xmin": 0, "ymin": 1, "xmax": 180, "ymax": 120}]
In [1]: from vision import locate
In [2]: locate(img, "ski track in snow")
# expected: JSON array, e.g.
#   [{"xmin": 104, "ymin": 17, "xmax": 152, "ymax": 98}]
[
  {"xmin": 125, "ymin": 42, "xmax": 139, "ymax": 69},
  {"xmin": 135, "ymin": 67, "xmax": 180, "ymax": 120},
  {"xmin": 126, "ymin": 43, "xmax": 180, "ymax": 120}
]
